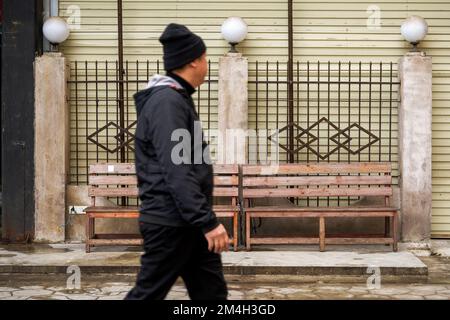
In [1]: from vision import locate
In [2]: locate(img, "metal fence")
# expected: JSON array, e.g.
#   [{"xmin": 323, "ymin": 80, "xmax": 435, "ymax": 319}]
[
  {"xmin": 247, "ymin": 60, "xmax": 399, "ymax": 206},
  {"xmin": 68, "ymin": 60, "xmax": 218, "ymax": 184},
  {"xmin": 248, "ymin": 61, "xmax": 399, "ymax": 165},
  {"xmin": 68, "ymin": 60, "xmax": 399, "ymax": 194}
]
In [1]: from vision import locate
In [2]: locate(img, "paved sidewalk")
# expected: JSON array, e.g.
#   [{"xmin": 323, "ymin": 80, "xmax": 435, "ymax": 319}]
[
  {"xmin": 1, "ymin": 242, "xmax": 449, "ymax": 300},
  {"xmin": 0, "ymin": 244, "xmax": 427, "ymax": 276},
  {"xmin": 0, "ymin": 267, "xmax": 449, "ymax": 300}
]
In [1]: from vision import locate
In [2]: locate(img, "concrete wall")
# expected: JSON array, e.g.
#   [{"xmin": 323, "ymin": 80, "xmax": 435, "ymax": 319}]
[
  {"xmin": 34, "ymin": 53, "xmax": 70, "ymax": 242},
  {"xmin": 217, "ymin": 52, "xmax": 248, "ymax": 164},
  {"xmin": 398, "ymin": 52, "xmax": 433, "ymax": 242}
]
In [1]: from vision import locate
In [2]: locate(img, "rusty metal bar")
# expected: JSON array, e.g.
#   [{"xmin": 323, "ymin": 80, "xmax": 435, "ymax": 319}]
[
  {"xmin": 75, "ymin": 61, "xmax": 79, "ymax": 184},
  {"xmin": 125, "ymin": 60, "xmax": 129, "ymax": 163},
  {"xmin": 379, "ymin": 62, "xmax": 383, "ymax": 162},
  {"xmin": 369, "ymin": 62, "xmax": 373, "ymax": 161},
  {"xmin": 287, "ymin": 0, "xmax": 294, "ymax": 163},
  {"xmin": 337, "ymin": 61, "xmax": 341, "ymax": 206},
  {"xmin": 115, "ymin": 60, "xmax": 119, "ymax": 163},
  {"xmin": 389, "ymin": 62, "xmax": 393, "ymax": 162},
  {"xmin": 85, "ymin": 61, "xmax": 88, "ymax": 172},
  {"xmin": 306, "ymin": 61, "xmax": 310, "ymax": 207},
  {"xmin": 117, "ymin": 0, "xmax": 125, "ymax": 163},
  {"xmin": 106, "ymin": 61, "xmax": 109, "ymax": 163},
  {"xmin": 208, "ymin": 60, "xmax": 211, "ymax": 136},
  {"xmin": 296, "ymin": 61, "xmax": 299, "ymax": 164},
  {"xmin": 348, "ymin": 62, "xmax": 351, "ymax": 205},
  {"xmin": 256, "ymin": 61, "xmax": 259, "ymax": 163},
  {"xmin": 266, "ymin": 60, "xmax": 269, "ymax": 162},
  {"xmin": 95, "ymin": 61, "xmax": 99, "ymax": 162}
]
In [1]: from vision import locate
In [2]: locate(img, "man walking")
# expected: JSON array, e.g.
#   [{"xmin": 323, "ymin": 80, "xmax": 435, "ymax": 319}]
[{"xmin": 125, "ymin": 23, "xmax": 229, "ymax": 300}]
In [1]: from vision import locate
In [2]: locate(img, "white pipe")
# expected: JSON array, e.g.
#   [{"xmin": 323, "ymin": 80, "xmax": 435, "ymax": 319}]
[
  {"xmin": 43, "ymin": 0, "xmax": 50, "ymax": 19},
  {"xmin": 50, "ymin": 0, "xmax": 59, "ymax": 16},
  {"xmin": 43, "ymin": 0, "xmax": 60, "ymax": 52}
]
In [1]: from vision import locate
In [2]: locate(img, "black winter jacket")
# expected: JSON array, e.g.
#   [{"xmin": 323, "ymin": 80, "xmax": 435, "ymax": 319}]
[{"xmin": 133, "ymin": 74, "xmax": 219, "ymax": 234}]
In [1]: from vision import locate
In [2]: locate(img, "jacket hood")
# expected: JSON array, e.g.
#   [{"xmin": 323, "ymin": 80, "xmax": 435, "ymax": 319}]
[{"xmin": 134, "ymin": 74, "xmax": 183, "ymax": 116}]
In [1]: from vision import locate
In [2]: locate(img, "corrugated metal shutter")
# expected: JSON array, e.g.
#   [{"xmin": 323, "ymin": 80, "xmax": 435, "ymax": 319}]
[{"xmin": 60, "ymin": 0, "xmax": 450, "ymax": 236}]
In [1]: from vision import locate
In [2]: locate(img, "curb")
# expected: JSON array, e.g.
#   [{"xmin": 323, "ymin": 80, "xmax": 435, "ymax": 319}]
[{"xmin": 0, "ymin": 265, "xmax": 428, "ymax": 276}]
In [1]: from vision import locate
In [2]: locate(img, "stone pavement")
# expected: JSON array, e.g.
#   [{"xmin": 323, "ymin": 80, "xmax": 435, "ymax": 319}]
[
  {"xmin": 0, "ymin": 265, "xmax": 449, "ymax": 300},
  {"xmin": 0, "ymin": 243, "xmax": 427, "ymax": 276},
  {"xmin": 0, "ymin": 241, "xmax": 449, "ymax": 300}
]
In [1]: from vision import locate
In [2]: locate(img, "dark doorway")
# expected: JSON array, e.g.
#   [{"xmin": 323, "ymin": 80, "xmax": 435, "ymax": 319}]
[
  {"xmin": 1, "ymin": 0, "xmax": 43, "ymax": 242},
  {"xmin": 0, "ymin": 0, "xmax": 3, "ymax": 238}
]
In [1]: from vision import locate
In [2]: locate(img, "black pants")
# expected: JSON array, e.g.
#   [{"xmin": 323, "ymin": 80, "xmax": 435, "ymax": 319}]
[{"xmin": 125, "ymin": 222, "xmax": 228, "ymax": 300}]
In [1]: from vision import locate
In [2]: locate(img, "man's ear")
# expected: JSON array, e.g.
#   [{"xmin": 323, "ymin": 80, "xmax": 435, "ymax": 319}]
[{"xmin": 189, "ymin": 59, "xmax": 199, "ymax": 68}]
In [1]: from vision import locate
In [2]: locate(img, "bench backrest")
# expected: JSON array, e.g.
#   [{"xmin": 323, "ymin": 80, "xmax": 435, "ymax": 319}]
[
  {"xmin": 211, "ymin": 164, "xmax": 240, "ymax": 197},
  {"xmin": 241, "ymin": 162, "xmax": 393, "ymax": 204},
  {"xmin": 88, "ymin": 163, "xmax": 239, "ymax": 205}
]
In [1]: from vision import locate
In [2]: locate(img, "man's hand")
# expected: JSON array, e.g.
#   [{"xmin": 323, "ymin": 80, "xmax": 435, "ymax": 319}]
[{"xmin": 204, "ymin": 224, "xmax": 229, "ymax": 253}]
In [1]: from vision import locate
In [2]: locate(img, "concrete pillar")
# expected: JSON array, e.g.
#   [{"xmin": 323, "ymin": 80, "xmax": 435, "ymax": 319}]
[
  {"xmin": 217, "ymin": 52, "xmax": 248, "ymax": 164},
  {"xmin": 34, "ymin": 53, "xmax": 70, "ymax": 242},
  {"xmin": 398, "ymin": 51, "xmax": 432, "ymax": 242}
]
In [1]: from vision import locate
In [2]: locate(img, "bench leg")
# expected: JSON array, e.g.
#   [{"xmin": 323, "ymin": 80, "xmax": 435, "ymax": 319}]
[
  {"xmin": 233, "ymin": 212, "xmax": 238, "ymax": 252},
  {"xmin": 91, "ymin": 218, "xmax": 95, "ymax": 239},
  {"xmin": 246, "ymin": 213, "xmax": 251, "ymax": 251},
  {"xmin": 392, "ymin": 213, "xmax": 398, "ymax": 252},
  {"xmin": 319, "ymin": 217, "xmax": 326, "ymax": 252},
  {"xmin": 85, "ymin": 215, "xmax": 91, "ymax": 253},
  {"xmin": 384, "ymin": 216, "xmax": 391, "ymax": 246}
]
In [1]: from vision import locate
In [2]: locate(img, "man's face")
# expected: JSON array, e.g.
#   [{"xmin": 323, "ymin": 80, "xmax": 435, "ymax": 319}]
[{"xmin": 196, "ymin": 52, "xmax": 208, "ymax": 85}]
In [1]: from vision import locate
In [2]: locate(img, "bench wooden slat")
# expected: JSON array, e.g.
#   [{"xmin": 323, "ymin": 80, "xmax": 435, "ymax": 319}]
[
  {"xmin": 242, "ymin": 187, "xmax": 392, "ymax": 198},
  {"xmin": 88, "ymin": 239, "xmax": 143, "ymax": 245},
  {"xmin": 89, "ymin": 172, "xmax": 238, "ymax": 186},
  {"xmin": 214, "ymin": 205, "xmax": 240, "ymax": 211},
  {"xmin": 215, "ymin": 212, "xmax": 236, "ymax": 218},
  {"xmin": 93, "ymin": 234, "xmax": 142, "ymax": 239},
  {"xmin": 243, "ymin": 175, "xmax": 391, "ymax": 187},
  {"xmin": 249, "ymin": 237, "xmax": 393, "ymax": 245},
  {"xmin": 247, "ymin": 211, "xmax": 395, "ymax": 218},
  {"xmin": 214, "ymin": 175, "xmax": 239, "ymax": 186},
  {"xmin": 87, "ymin": 212, "xmax": 139, "ymax": 218},
  {"xmin": 213, "ymin": 187, "xmax": 239, "ymax": 197},
  {"xmin": 250, "ymin": 237, "xmax": 319, "ymax": 244},
  {"xmin": 213, "ymin": 164, "xmax": 239, "ymax": 174},
  {"xmin": 245, "ymin": 206, "xmax": 398, "ymax": 212},
  {"xmin": 242, "ymin": 162, "xmax": 392, "ymax": 175},
  {"xmin": 89, "ymin": 176, "xmax": 238, "ymax": 187},
  {"xmin": 89, "ymin": 175, "xmax": 138, "ymax": 185},
  {"xmin": 89, "ymin": 163, "xmax": 238, "ymax": 175},
  {"xmin": 90, "ymin": 163, "xmax": 136, "ymax": 174},
  {"xmin": 326, "ymin": 238, "xmax": 393, "ymax": 244},
  {"xmin": 88, "ymin": 186, "xmax": 139, "ymax": 197},
  {"xmin": 89, "ymin": 185, "xmax": 239, "ymax": 197},
  {"xmin": 85, "ymin": 206, "xmax": 139, "ymax": 213}
]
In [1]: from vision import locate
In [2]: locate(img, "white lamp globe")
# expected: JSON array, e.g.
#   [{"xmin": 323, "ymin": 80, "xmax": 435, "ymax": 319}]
[
  {"xmin": 221, "ymin": 17, "xmax": 248, "ymax": 44},
  {"xmin": 43, "ymin": 17, "xmax": 70, "ymax": 45},
  {"xmin": 400, "ymin": 15, "xmax": 428, "ymax": 44}
]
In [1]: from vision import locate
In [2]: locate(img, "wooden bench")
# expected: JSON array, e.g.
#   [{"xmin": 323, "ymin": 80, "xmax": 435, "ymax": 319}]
[
  {"xmin": 85, "ymin": 163, "xmax": 240, "ymax": 253},
  {"xmin": 242, "ymin": 162, "xmax": 399, "ymax": 252}
]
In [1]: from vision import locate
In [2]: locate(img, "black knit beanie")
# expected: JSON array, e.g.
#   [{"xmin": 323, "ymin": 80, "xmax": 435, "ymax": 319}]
[{"xmin": 159, "ymin": 23, "xmax": 206, "ymax": 71}]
